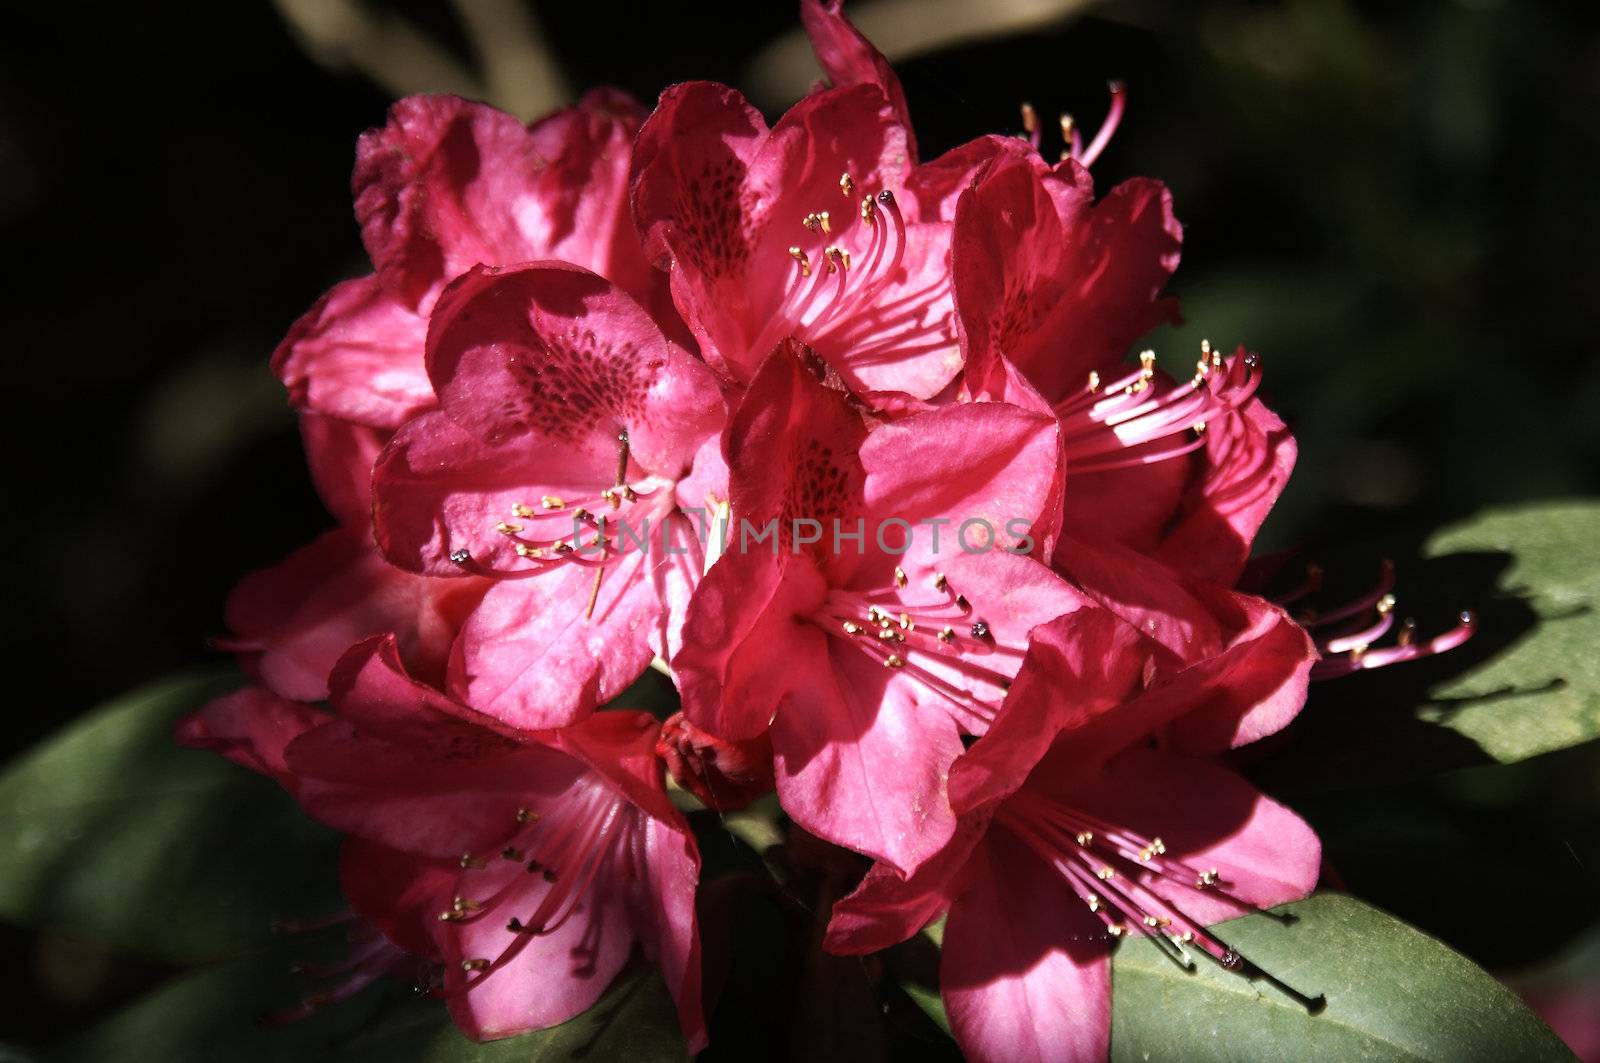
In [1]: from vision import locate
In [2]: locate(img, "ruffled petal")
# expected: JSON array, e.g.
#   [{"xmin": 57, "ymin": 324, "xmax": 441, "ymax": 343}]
[
  {"xmin": 224, "ymin": 527, "xmax": 486, "ymax": 701},
  {"xmin": 272, "ymin": 275, "xmax": 430, "ymax": 429}
]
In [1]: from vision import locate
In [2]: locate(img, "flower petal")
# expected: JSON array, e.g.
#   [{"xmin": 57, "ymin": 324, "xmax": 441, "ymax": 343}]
[
  {"xmin": 272, "ymin": 275, "xmax": 431, "ymax": 429},
  {"xmin": 224, "ymin": 527, "xmax": 486, "ymax": 701},
  {"xmin": 941, "ymin": 828, "xmax": 1111, "ymax": 1063},
  {"xmin": 771, "ymin": 644, "xmax": 963, "ymax": 876}
]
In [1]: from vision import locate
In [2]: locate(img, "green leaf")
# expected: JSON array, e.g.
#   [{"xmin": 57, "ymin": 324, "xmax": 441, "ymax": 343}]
[
  {"xmin": 0, "ymin": 671, "xmax": 343, "ymax": 965},
  {"xmin": 1421, "ymin": 500, "xmax": 1600, "ymax": 762},
  {"xmin": 54, "ymin": 942, "xmax": 686, "ymax": 1063},
  {"xmin": 1110, "ymin": 893, "xmax": 1571, "ymax": 1062}
]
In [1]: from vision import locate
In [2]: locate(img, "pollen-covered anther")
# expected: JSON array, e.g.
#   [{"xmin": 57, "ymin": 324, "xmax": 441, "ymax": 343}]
[
  {"xmin": 1086, "ymin": 893, "xmax": 1101, "ymax": 913},
  {"xmin": 842, "ymin": 620, "xmax": 862, "ymax": 635},
  {"xmin": 1087, "ymin": 370, "xmax": 1101, "ymax": 393},
  {"xmin": 1021, "ymin": 101, "xmax": 1039, "ymax": 133},
  {"xmin": 460, "ymin": 958, "xmax": 491, "ymax": 972},
  {"xmin": 839, "ymin": 171, "xmax": 855, "ymax": 198},
  {"xmin": 1197, "ymin": 868, "xmax": 1220, "ymax": 888},
  {"xmin": 515, "ymin": 808, "xmax": 539, "ymax": 823},
  {"xmin": 860, "ymin": 195, "xmax": 876, "ymax": 223},
  {"xmin": 495, "ymin": 521, "xmax": 522, "ymax": 536},
  {"xmin": 513, "ymin": 543, "xmax": 543, "ymax": 559},
  {"xmin": 510, "ymin": 502, "xmax": 534, "ymax": 518},
  {"xmin": 1096, "ymin": 866, "xmax": 1116, "ymax": 880},
  {"xmin": 451, "ymin": 895, "xmax": 480, "ymax": 912},
  {"xmin": 459, "ymin": 853, "xmax": 487, "ymax": 870},
  {"xmin": 1075, "ymin": 831, "xmax": 1094, "ymax": 846},
  {"xmin": 540, "ymin": 496, "xmax": 565, "ymax": 510},
  {"xmin": 788, "ymin": 245, "xmax": 811, "ymax": 277},
  {"xmin": 894, "ymin": 566, "xmax": 908, "ymax": 588},
  {"xmin": 937, "ymin": 626, "xmax": 955, "ymax": 643},
  {"xmin": 825, "ymin": 247, "xmax": 850, "ymax": 273},
  {"xmin": 884, "ymin": 654, "xmax": 906, "ymax": 669},
  {"xmin": 933, "ymin": 572, "xmax": 949, "ymax": 592},
  {"xmin": 1106, "ymin": 924, "xmax": 1126, "ymax": 938}
]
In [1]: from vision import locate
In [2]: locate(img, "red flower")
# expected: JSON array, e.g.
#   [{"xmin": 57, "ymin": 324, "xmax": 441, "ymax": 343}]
[
  {"xmin": 630, "ymin": 65, "xmax": 961, "ymax": 401},
  {"xmin": 371, "ymin": 262, "xmax": 725, "ymax": 729},
  {"xmin": 826, "ymin": 609, "xmax": 1321, "ymax": 1063},
  {"xmin": 673, "ymin": 340, "xmax": 1082, "ymax": 875},
  {"xmin": 177, "ymin": 637, "xmax": 705, "ymax": 1050},
  {"xmin": 276, "ymin": 89, "xmax": 671, "ymax": 439}
]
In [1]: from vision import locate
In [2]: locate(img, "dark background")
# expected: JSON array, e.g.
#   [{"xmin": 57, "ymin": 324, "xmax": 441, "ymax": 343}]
[{"xmin": 2, "ymin": 0, "xmax": 1598, "ymax": 1054}]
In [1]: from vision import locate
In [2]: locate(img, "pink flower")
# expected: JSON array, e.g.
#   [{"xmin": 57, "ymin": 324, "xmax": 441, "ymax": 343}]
[
  {"xmin": 275, "ymin": 89, "xmax": 671, "ymax": 438},
  {"xmin": 371, "ymin": 262, "xmax": 725, "ymax": 729},
  {"xmin": 949, "ymin": 149, "xmax": 1295, "ymax": 588},
  {"xmin": 629, "ymin": 56, "xmax": 962, "ymax": 400},
  {"xmin": 177, "ymin": 636, "xmax": 705, "ymax": 1050},
  {"xmin": 826, "ymin": 608, "xmax": 1321, "ymax": 1063},
  {"xmin": 673, "ymin": 339, "xmax": 1083, "ymax": 875}
]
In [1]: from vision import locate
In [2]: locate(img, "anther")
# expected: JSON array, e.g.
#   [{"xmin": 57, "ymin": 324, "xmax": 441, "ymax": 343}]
[
  {"xmin": 840, "ymin": 172, "xmax": 855, "ymax": 198},
  {"xmin": 1088, "ymin": 370, "xmax": 1101, "ymax": 392},
  {"xmin": 515, "ymin": 808, "xmax": 540, "ymax": 823},
  {"xmin": 842, "ymin": 620, "xmax": 862, "ymax": 635},
  {"xmin": 933, "ymin": 572, "xmax": 949, "ymax": 592},
  {"xmin": 542, "ymin": 868, "xmax": 558, "ymax": 883},
  {"xmin": 496, "ymin": 521, "xmax": 522, "ymax": 536},
  {"xmin": 884, "ymin": 654, "xmax": 906, "ymax": 669},
  {"xmin": 894, "ymin": 566, "xmax": 908, "ymax": 588},
  {"xmin": 1096, "ymin": 866, "xmax": 1116, "ymax": 880},
  {"xmin": 500, "ymin": 847, "xmax": 523, "ymax": 862},
  {"xmin": 971, "ymin": 620, "xmax": 992, "ymax": 641},
  {"xmin": 1021, "ymin": 101, "xmax": 1039, "ymax": 134},
  {"xmin": 514, "ymin": 543, "xmax": 543, "ymax": 559},
  {"xmin": 540, "ymin": 496, "xmax": 565, "ymax": 510},
  {"xmin": 860, "ymin": 195, "xmax": 876, "ymax": 223},
  {"xmin": 510, "ymin": 502, "xmax": 534, "ymax": 519},
  {"xmin": 460, "ymin": 958, "xmax": 491, "ymax": 972},
  {"xmin": 449, "ymin": 549, "xmax": 471, "ymax": 565},
  {"xmin": 788, "ymin": 246, "xmax": 811, "ymax": 277},
  {"xmin": 459, "ymin": 853, "xmax": 487, "ymax": 870},
  {"xmin": 937, "ymin": 627, "xmax": 955, "ymax": 643},
  {"xmin": 1076, "ymin": 831, "xmax": 1094, "ymax": 846}
]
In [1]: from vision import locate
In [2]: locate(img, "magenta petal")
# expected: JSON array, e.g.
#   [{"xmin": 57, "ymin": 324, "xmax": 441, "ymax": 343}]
[
  {"xmin": 635, "ymin": 816, "xmax": 708, "ymax": 1052},
  {"xmin": 800, "ymin": 0, "xmax": 918, "ymax": 161},
  {"xmin": 1066, "ymin": 748, "xmax": 1320, "ymax": 925},
  {"xmin": 630, "ymin": 81, "xmax": 767, "ymax": 375},
  {"xmin": 272, "ymin": 275, "xmax": 431, "ymax": 429},
  {"xmin": 423, "ymin": 262, "xmax": 722, "ymax": 476},
  {"xmin": 1156, "ymin": 394, "xmax": 1298, "ymax": 586},
  {"xmin": 225, "ymin": 528, "xmax": 486, "ymax": 701},
  {"xmin": 861, "ymin": 400, "xmax": 1062, "ymax": 538},
  {"xmin": 771, "ymin": 645, "xmax": 963, "ymax": 876},
  {"xmin": 448, "ymin": 556, "xmax": 665, "ymax": 730},
  {"xmin": 434, "ymin": 850, "xmax": 637, "ymax": 1041},
  {"xmin": 824, "ymin": 810, "xmax": 987, "ymax": 955},
  {"xmin": 174, "ymin": 687, "xmax": 327, "ymax": 787},
  {"xmin": 299, "ymin": 414, "xmax": 388, "ymax": 532},
  {"xmin": 942, "ymin": 829, "xmax": 1111, "ymax": 1063},
  {"xmin": 675, "ymin": 546, "xmax": 831, "ymax": 743}
]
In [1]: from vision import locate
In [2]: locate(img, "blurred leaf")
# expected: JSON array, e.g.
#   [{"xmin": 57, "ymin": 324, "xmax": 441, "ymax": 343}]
[
  {"xmin": 1421, "ymin": 500, "xmax": 1600, "ymax": 761},
  {"xmin": 1111, "ymin": 893, "xmax": 1570, "ymax": 1061},
  {"xmin": 0, "ymin": 672, "xmax": 342, "ymax": 965},
  {"xmin": 55, "ymin": 942, "xmax": 684, "ymax": 1063}
]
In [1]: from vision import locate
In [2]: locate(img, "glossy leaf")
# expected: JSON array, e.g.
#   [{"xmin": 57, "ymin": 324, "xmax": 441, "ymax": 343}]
[
  {"xmin": 0, "ymin": 671, "xmax": 342, "ymax": 964},
  {"xmin": 1110, "ymin": 893, "xmax": 1571, "ymax": 1061},
  {"xmin": 1421, "ymin": 500, "xmax": 1600, "ymax": 762}
]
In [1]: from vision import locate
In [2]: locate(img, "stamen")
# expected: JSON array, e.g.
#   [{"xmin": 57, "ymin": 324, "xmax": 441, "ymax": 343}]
[
  {"xmin": 1078, "ymin": 81, "xmax": 1126, "ymax": 167},
  {"xmin": 840, "ymin": 172, "xmax": 855, "ymax": 198}
]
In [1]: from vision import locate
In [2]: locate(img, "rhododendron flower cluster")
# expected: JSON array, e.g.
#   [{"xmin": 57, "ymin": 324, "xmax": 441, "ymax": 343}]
[{"xmin": 179, "ymin": 3, "xmax": 1471, "ymax": 1059}]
